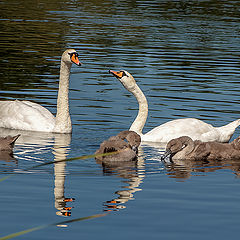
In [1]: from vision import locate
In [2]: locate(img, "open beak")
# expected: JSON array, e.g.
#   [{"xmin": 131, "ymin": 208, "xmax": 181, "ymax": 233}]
[
  {"xmin": 71, "ymin": 54, "xmax": 82, "ymax": 66},
  {"xmin": 109, "ymin": 70, "xmax": 123, "ymax": 78},
  {"xmin": 161, "ymin": 149, "xmax": 172, "ymax": 163}
]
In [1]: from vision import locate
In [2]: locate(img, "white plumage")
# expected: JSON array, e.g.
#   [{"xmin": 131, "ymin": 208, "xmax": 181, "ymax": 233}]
[
  {"xmin": 0, "ymin": 49, "xmax": 81, "ymax": 133},
  {"xmin": 0, "ymin": 100, "xmax": 55, "ymax": 132},
  {"xmin": 110, "ymin": 70, "xmax": 240, "ymax": 143}
]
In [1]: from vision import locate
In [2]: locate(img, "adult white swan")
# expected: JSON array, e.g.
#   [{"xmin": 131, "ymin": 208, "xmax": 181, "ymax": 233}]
[
  {"xmin": 0, "ymin": 49, "xmax": 81, "ymax": 133},
  {"xmin": 109, "ymin": 70, "xmax": 240, "ymax": 143}
]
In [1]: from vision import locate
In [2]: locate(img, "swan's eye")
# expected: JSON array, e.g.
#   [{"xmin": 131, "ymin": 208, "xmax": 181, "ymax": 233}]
[
  {"xmin": 121, "ymin": 71, "xmax": 128, "ymax": 77},
  {"xmin": 68, "ymin": 52, "xmax": 78, "ymax": 58}
]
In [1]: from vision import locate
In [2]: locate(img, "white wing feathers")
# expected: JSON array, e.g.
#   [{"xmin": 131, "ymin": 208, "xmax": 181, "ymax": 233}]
[{"xmin": 0, "ymin": 100, "xmax": 55, "ymax": 132}]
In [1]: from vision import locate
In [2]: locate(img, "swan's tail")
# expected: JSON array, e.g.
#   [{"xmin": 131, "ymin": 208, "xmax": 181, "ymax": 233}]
[{"xmin": 216, "ymin": 119, "xmax": 240, "ymax": 142}]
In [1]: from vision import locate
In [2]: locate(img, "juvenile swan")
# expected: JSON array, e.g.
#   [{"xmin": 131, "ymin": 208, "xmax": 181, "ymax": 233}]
[
  {"xmin": 109, "ymin": 70, "xmax": 240, "ymax": 143},
  {"xmin": 162, "ymin": 136, "xmax": 240, "ymax": 161},
  {"xmin": 95, "ymin": 130, "xmax": 141, "ymax": 163},
  {"xmin": 0, "ymin": 135, "xmax": 20, "ymax": 151},
  {"xmin": 0, "ymin": 49, "xmax": 81, "ymax": 133}
]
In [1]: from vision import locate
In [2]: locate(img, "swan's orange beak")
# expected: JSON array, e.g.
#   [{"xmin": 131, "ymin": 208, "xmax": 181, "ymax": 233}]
[
  {"xmin": 71, "ymin": 53, "xmax": 82, "ymax": 66},
  {"xmin": 109, "ymin": 70, "xmax": 123, "ymax": 79}
]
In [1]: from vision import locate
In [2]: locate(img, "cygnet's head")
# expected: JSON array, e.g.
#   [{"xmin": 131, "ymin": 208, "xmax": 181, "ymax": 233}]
[
  {"xmin": 62, "ymin": 49, "xmax": 82, "ymax": 66},
  {"xmin": 161, "ymin": 136, "xmax": 192, "ymax": 162},
  {"xmin": 116, "ymin": 130, "xmax": 141, "ymax": 152},
  {"xmin": 167, "ymin": 136, "xmax": 192, "ymax": 154},
  {"xmin": 109, "ymin": 70, "xmax": 136, "ymax": 91},
  {"xmin": 125, "ymin": 131, "xmax": 141, "ymax": 152}
]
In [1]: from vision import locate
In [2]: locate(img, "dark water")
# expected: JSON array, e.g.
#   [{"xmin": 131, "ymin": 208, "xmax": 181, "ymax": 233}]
[{"xmin": 1, "ymin": 0, "xmax": 240, "ymax": 239}]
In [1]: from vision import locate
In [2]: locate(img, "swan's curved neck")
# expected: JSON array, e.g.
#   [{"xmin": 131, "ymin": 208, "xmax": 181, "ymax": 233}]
[
  {"xmin": 53, "ymin": 61, "xmax": 72, "ymax": 133},
  {"xmin": 129, "ymin": 84, "xmax": 148, "ymax": 136}
]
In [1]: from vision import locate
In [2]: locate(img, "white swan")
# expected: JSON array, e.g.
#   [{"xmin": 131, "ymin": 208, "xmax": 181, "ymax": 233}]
[
  {"xmin": 0, "ymin": 49, "xmax": 81, "ymax": 133},
  {"xmin": 109, "ymin": 70, "xmax": 240, "ymax": 143}
]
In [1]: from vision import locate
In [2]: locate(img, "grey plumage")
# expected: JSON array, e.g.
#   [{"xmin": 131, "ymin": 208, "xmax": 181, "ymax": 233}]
[
  {"xmin": 0, "ymin": 134, "xmax": 20, "ymax": 151},
  {"xmin": 95, "ymin": 131, "xmax": 141, "ymax": 163},
  {"xmin": 162, "ymin": 135, "xmax": 240, "ymax": 162}
]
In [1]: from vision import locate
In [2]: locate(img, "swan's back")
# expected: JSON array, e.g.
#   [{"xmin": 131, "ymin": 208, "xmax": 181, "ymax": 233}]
[
  {"xmin": 142, "ymin": 118, "xmax": 218, "ymax": 143},
  {"xmin": 110, "ymin": 70, "xmax": 240, "ymax": 143},
  {"xmin": 0, "ymin": 100, "xmax": 55, "ymax": 132}
]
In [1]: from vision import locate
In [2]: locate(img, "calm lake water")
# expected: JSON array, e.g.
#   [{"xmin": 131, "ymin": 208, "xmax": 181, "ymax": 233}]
[{"xmin": 1, "ymin": 0, "xmax": 240, "ymax": 239}]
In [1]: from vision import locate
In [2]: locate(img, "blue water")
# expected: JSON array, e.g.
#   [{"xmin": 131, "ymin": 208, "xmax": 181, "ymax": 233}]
[{"xmin": 1, "ymin": 0, "xmax": 240, "ymax": 239}]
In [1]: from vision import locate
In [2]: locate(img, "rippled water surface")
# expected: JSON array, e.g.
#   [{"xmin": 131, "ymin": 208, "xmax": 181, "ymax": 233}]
[{"xmin": 1, "ymin": 1, "xmax": 240, "ymax": 239}]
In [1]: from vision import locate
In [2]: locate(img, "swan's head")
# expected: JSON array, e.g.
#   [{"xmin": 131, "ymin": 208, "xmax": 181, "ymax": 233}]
[
  {"xmin": 62, "ymin": 49, "xmax": 82, "ymax": 66},
  {"xmin": 109, "ymin": 70, "xmax": 136, "ymax": 91}
]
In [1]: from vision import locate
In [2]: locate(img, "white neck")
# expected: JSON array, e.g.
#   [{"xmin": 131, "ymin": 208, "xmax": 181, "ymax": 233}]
[
  {"xmin": 129, "ymin": 84, "xmax": 148, "ymax": 136},
  {"xmin": 53, "ymin": 61, "xmax": 72, "ymax": 133}
]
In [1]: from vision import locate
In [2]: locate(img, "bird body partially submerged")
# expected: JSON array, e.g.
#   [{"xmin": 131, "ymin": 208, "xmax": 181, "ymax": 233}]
[
  {"xmin": 95, "ymin": 131, "xmax": 141, "ymax": 163},
  {"xmin": 162, "ymin": 135, "xmax": 240, "ymax": 162},
  {"xmin": 0, "ymin": 134, "xmax": 20, "ymax": 151}
]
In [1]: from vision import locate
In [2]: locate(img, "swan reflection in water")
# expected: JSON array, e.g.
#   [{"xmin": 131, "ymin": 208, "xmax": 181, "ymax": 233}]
[
  {"xmin": 0, "ymin": 127, "xmax": 56, "ymax": 160},
  {"xmin": 2, "ymin": 127, "xmax": 145, "ymax": 217},
  {"xmin": 96, "ymin": 148, "xmax": 145, "ymax": 212},
  {"xmin": 52, "ymin": 133, "xmax": 75, "ymax": 217},
  {"xmin": 0, "ymin": 128, "xmax": 52, "ymax": 171},
  {"xmin": 0, "ymin": 128, "xmax": 74, "ymax": 217}
]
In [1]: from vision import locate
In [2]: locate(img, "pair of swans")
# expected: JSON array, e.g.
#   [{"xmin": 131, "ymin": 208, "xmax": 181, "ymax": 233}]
[{"xmin": 0, "ymin": 49, "xmax": 239, "ymax": 143}]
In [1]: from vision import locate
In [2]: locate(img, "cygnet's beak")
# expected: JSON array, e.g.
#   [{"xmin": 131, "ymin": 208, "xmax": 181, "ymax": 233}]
[
  {"xmin": 109, "ymin": 70, "xmax": 123, "ymax": 79},
  {"xmin": 161, "ymin": 149, "xmax": 172, "ymax": 163}
]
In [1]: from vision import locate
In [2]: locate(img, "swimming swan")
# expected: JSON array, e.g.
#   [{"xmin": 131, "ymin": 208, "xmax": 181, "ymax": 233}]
[
  {"xmin": 0, "ymin": 49, "xmax": 81, "ymax": 133},
  {"xmin": 109, "ymin": 70, "xmax": 240, "ymax": 143},
  {"xmin": 161, "ymin": 135, "xmax": 240, "ymax": 161}
]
